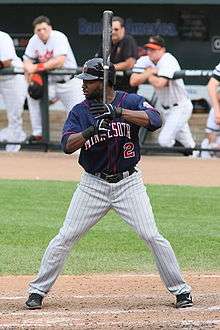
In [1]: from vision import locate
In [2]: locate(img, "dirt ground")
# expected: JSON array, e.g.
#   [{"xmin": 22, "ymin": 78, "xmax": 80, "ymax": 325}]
[{"xmin": 0, "ymin": 152, "xmax": 219, "ymax": 329}]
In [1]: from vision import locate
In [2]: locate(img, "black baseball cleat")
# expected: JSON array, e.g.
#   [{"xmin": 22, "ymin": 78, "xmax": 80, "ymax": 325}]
[
  {"xmin": 176, "ymin": 293, "xmax": 193, "ymax": 308},
  {"xmin": 25, "ymin": 293, "xmax": 43, "ymax": 309}
]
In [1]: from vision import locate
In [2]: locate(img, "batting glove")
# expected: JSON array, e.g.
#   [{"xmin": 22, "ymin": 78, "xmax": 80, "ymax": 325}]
[
  {"xmin": 90, "ymin": 103, "xmax": 123, "ymax": 120},
  {"xmin": 82, "ymin": 118, "xmax": 110, "ymax": 140}
]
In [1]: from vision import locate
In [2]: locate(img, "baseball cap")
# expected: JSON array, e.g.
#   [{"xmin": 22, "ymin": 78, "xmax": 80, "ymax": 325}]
[{"xmin": 144, "ymin": 36, "xmax": 165, "ymax": 50}]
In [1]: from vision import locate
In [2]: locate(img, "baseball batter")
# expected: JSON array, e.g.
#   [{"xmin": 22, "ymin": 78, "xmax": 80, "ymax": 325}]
[
  {"xmin": 130, "ymin": 35, "xmax": 195, "ymax": 151},
  {"xmin": 200, "ymin": 63, "xmax": 220, "ymax": 158},
  {"xmin": 23, "ymin": 15, "xmax": 84, "ymax": 141},
  {"xmin": 0, "ymin": 31, "xmax": 27, "ymax": 152},
  {"xmin": 25, "ymin": 58, "xmax": 193, "ymax": 310}
]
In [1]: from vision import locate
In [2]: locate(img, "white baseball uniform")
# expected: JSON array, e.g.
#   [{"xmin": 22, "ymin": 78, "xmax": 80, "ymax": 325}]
[
  {"xmin": 134, "ymin": 54, "xmax": 195, "ymax": 148},
  {"xmin": 24, "ymin": 30, "xmax": 84, "ymax": 136},
  {"xmin": 200, "ymin": 63, "xmax": 220, "ymax": 158},
  {"xmin": 0, "ymin": 31, "xmax": 27, "ymax": 150}
]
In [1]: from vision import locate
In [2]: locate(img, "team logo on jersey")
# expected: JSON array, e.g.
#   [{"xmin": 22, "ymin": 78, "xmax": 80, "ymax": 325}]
[
  {"xmin": 35, "ymin": 49, "xmax": 54, "ymax": 62},
  {"xmin": 84, "ymin": 121, "xmax": 131, "ymax": 150}
]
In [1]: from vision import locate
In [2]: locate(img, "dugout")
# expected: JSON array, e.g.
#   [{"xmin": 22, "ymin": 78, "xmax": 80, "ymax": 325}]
[
  {"xmin": 0, "ymin": 0, "xmax": 219, "ymax": 69},
  {"xmin": 0, "ymin": 0, "xmax": 219, "ymax": 152},
  {"xmin": 0, "ymin": 0, "xmax": 219, "ymax": 109}
]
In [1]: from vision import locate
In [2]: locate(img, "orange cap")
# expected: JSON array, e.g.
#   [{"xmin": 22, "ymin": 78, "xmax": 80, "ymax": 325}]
[{"xmin": 144, "ymin": 42, "xmax": 163, "ymax": 50}]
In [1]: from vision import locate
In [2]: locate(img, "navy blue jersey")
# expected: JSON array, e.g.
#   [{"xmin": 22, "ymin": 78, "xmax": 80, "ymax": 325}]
[{"xmin": 61, "ymin": 91, "xmax": 161, "ymax": 174}]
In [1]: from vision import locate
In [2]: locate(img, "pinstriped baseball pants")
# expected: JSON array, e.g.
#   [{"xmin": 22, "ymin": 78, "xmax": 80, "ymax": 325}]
[{"xmin": 29, "ymin": 169, "xmax": 191, "ymax": 296}]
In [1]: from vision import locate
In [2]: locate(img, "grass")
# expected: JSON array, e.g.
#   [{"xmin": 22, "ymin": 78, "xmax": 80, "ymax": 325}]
[{"xmin": 0, "ymin": 180, "xmax": 219, "ymax": 275}]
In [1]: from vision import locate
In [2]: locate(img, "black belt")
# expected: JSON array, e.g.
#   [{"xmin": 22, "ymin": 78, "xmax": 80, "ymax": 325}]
[
  {"xmin": 162, "ymin": 103, "xmax": 178, "ymax": 110},
  {"xmin": 57, "ymin": 74, "xmax": 74, "ymax": 84},
  {"xmin": 94, "ymin": 168, "xmax": 136, "ymax": 183}
]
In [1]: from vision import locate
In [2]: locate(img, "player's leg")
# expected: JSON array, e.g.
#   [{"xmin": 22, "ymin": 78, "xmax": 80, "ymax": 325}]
[
  {"xmin": 0, "ymin": 76, "xmax": 27, "ymax": 141},
  {"xmin": 56, "ymin": 77, "xmax": 84, "ymax": 113},
  {"xmin": 175, "ymin": 122, "xmax": 195, "ymax": 148},
  {"xmin": 27, "ymin": 173, "xmax": 111, "ymax": 298},
  {"xmin": 26, "ymin": 95, "xmax": 42, "ymax": 138},
  {"xmin": 158, "ymin": 101, "xmax": 194, "ymax": 148},
  {"xmin": 112, "ymin": 170, "xmax": 191, "ymax": 297},
  {"xmin": 200, "ymin": 108, "xmax": 220, "ymax": 158}
]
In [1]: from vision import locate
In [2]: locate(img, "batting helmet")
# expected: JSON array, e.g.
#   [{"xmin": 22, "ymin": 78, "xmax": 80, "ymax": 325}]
[{"xmin": 77, "ymin": 58, "xmax": 116, "ymax": 85}]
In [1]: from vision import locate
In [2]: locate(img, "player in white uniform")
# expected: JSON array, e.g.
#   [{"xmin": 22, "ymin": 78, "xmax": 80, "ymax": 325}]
[
  {"xmin": 130, "ymin": 35, "xmax": 195, "ymax": 151},
  {"xmin": 23, "ymin": 15, "xmax": 84, "ymax": 142},
  {"xmin": 0, "ymin": 31, "xmax": 27, "ymax": 152},
  {"xmin": 200, "ymin": 63, "xmax": 220, "ymax": 158}
]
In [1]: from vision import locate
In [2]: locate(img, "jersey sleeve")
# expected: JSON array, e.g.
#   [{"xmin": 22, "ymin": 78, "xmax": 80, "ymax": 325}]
[
  {"xmin": 133, "ymin": 56, "xmax": 154, "ymax": 73},
  {"xmin": 52, "ymin": 33, "xmax": 69, "ymax": 57},
  {"xmin": 212, "ymin": 63, "xmax": 220, "ymax": 81},
  {"xmin": 0, "ymin": 34, "xmax": 17, "ymax": 61},
  {"xmin": 23, "ymin": 37, "xmax": 37, "ymax": 60},
  {"xmin": 157, "ymin": 53, "xmax": 179, "ymax": 79},
  {"xmin": 137, "ymin": 98, "xmax": 162, "ymax": 131},
  {"xmin": 61, "ymin": 109, "xmax": 82, "ymax": 151}
]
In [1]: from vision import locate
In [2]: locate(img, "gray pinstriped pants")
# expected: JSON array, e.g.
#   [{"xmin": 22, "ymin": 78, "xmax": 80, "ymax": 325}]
[{"xmin": 29, "ymin": 169, "xmax": 191, "ymax": 296}]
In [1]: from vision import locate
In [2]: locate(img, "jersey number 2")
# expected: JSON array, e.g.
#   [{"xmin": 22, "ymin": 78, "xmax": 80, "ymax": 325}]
[{"xmin": 123, "ymin": 142, "xmax": 135, "ymax": 158}]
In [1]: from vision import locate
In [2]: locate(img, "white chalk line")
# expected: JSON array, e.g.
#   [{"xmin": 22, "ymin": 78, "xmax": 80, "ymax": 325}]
[
  {"xmin": 0, "ymin": 293, "xmax": 219, "ymax": 301},
  {"xmin": 109, "ymin": 273, "xmax": 220, "ymax": 278},
  {"xmin": 0, "ymin": 305, "xmax": 219, "ymax": 317}
]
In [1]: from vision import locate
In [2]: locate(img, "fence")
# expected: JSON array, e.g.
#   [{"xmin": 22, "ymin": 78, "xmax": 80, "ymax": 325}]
[{"xmin": 0, "ymin": 67, "xmax": 215, "ymax": 154}]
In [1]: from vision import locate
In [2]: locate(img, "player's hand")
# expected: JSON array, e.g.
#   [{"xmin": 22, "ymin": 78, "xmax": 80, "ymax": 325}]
[
  {"xmin": 24, "ymin": 62, "xmax": 37, "ymax": 74},
  {"xmin": 94, "ymin": 118, "xmax": 110, "ymax": 136},
  {"xmin": 90, "ymin": 103, "xmax": 123, "ymax": 120},
  {"xmin": 143, "ymin": 67, "xmax": 157, "ymax": 79}
]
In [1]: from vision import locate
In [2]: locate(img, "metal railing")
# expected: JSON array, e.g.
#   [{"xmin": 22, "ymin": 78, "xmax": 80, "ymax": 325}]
[{"xmin": 0, "ymin": 67, "xmax": 216, "ymax": 155}]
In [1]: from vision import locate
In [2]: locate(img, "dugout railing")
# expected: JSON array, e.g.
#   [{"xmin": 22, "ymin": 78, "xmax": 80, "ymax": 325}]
[{"xmin": 0, "ymin": 67, "xmax": 215, "ymax": 154}]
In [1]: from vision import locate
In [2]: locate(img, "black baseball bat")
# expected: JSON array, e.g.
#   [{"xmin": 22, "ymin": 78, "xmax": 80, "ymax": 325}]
[{"xmin": 102, "ymin": 10, "xmax": 113, "ymax": 104}]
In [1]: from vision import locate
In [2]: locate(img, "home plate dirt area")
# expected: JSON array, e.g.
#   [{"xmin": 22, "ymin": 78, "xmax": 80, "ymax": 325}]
[
  {"xmin": 0, "ymin": 274, "xmax": 219, "ymax": 329},
  {"xmin": 0, "ymin": 152, "xmax": 220, "ymax": 329}
]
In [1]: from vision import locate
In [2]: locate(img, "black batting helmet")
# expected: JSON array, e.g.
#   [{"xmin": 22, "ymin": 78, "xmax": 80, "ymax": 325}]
[{"xmin": 77, "ymin": 57, "xmax": 116, "ymax": 85}]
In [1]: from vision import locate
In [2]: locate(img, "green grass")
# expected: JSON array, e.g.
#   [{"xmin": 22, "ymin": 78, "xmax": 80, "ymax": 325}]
[{"xmin": 0, "ymin": 180, "xmax": 219, "ymax": 275}]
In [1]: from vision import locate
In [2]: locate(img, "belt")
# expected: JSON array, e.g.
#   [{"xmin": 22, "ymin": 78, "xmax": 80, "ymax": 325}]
[
  {"xmin": 57, "ymin": 74, "xmax": 74, "ymax": 84},
  {"xmin": 162, "ymin": 103, "xmax": 178, "ymax": 110},
  {"xmin": 94, "ymin": 168, "xmax": 136, "ymax": 183}
]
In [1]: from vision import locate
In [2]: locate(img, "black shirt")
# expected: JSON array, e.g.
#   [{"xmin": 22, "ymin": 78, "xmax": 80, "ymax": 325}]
[{"xmin": 96, "ymin": 34, "xmax": 138, "ymax": 93}]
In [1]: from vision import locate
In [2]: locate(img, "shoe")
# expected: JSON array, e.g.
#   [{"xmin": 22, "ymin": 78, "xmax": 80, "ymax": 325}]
[
  {"xmin": 26, "ymin": 135, "xmax": 43, "ymax": 143},
  {"xmin": 25, "ymin": 293, "xmax": 43, "ymax": 309},
  {"xmin": 176, "ymin": 293, "xmax": 193, "ymax": 308},
  {"xmin": 5, "ymin": 144, "xmax": 21, "ymax": 152}
]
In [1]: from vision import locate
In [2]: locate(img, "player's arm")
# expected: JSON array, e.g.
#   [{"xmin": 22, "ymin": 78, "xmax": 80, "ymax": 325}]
[
  {"xmin": 0, "ymin": 34, "xmax": 15, "ymax": 68},
  {"xmin": 121, "ymin": 107, "xmax": 162, "ymax": 131},
  {"xmin": 90, "ymin": 101, "xmax": 162, "ymax": 131},
  {"xmin": 121, "ymin": 109, "xmax": 153, "ymax": 127},
  {"xmin": 62, "ymin": 121, "xmax": 109, "ymax": 154},
  {"xmin": 114, "ymin": 57, "xmax": 136, "ymax": 71},
  {"xmin": 130, "ymin": 70, "xmax": 150, "ymax": 86},
  {"xmin": 208, "ymin": 77, "xmax": 220, "ymax": 125},
  {"xmin": 145, "ymin": 67, "xmax": 169, "ymax": 88},
  {"xmin": 61, "ymin": 109, "xmax": 109, "ymax": 154},
  {"xmin": 0, "ymin": 59, "xmax": 12, "ymax": 68},
  {"xmin": 24, "ymin": 55, "xmax": 66, "ymax": 74},
  {"xmin": 62, "ymin": 132, "xmax": 85, "ymax": 154}
]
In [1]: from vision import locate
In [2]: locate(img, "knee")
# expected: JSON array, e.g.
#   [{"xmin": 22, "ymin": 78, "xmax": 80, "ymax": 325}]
[
  {"xmin": 140, "ymin": 231, "xmax": 161, "ymax": 245},
  {"xmin": 57, "ymin": 226, "xmax": 81, "ymax": 248},
  {"xmin": 158, "ymin": 133, "xmax": 174, "ymax": 147}
]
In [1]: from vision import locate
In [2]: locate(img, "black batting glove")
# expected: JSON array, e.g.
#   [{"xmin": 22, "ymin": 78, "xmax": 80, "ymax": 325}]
[
  {"xmin": 82, "ymin": 118, "xmax": 110, "ymax": 140},
  {"xmin": 94, "ymin": 118, "xmax": 110, "ymax": 137},
  {"xmin": 90, "ymin": 103, "xmax": 123, "ymax": 120}
]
